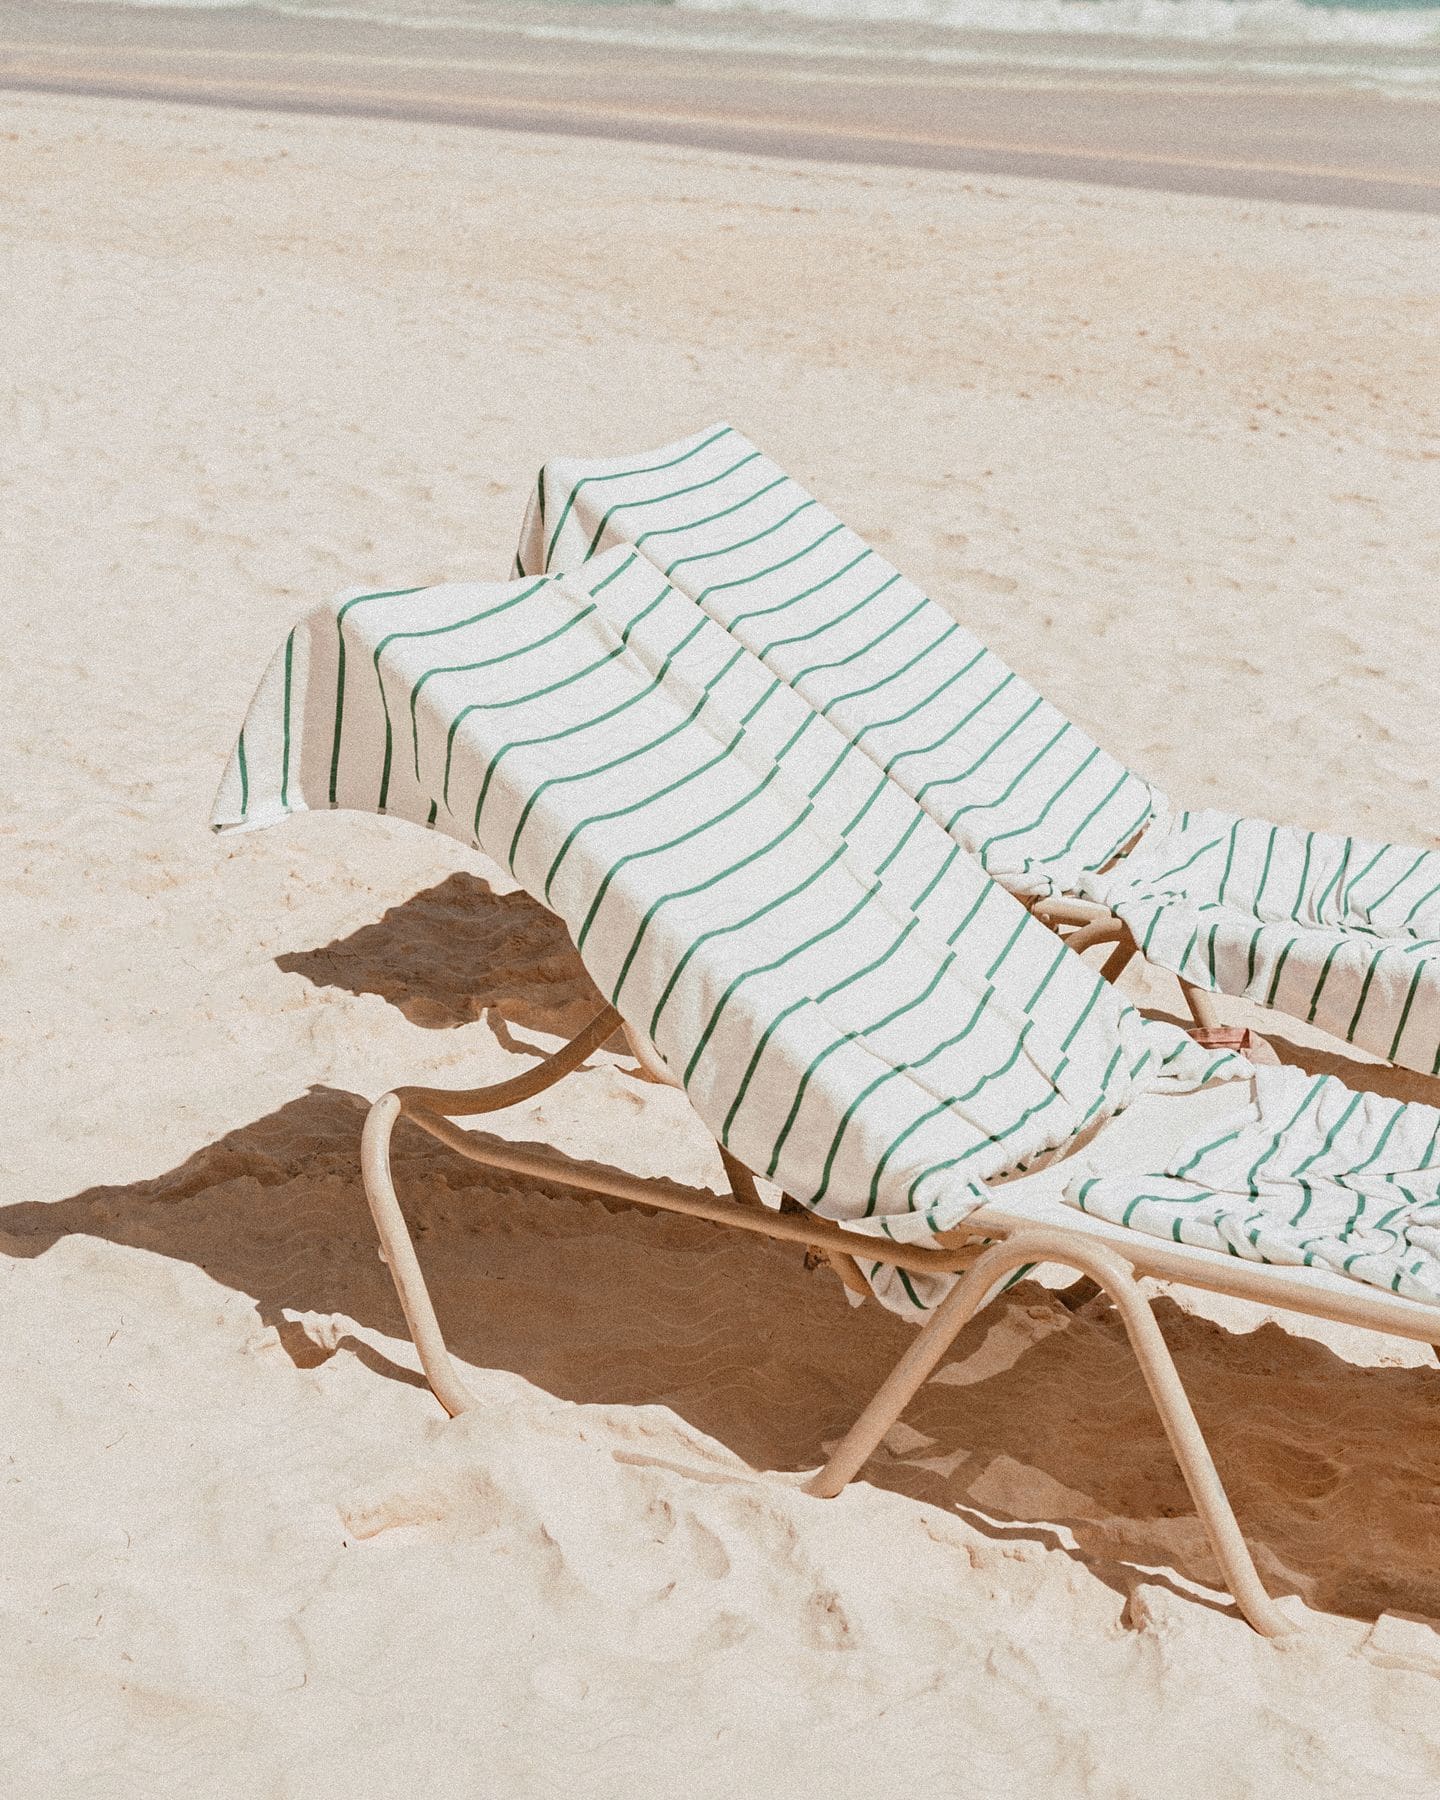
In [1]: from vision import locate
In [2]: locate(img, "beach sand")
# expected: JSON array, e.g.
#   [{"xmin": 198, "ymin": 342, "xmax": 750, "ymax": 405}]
[{"xmin": 3, "ymin": 69, "xmax": 1440, "ymax": 1797}]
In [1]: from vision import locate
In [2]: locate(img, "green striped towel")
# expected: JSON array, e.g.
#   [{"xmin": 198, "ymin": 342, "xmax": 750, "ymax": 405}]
[
  {"xmin": 1073, "ymin": 1066, "xmax": 1440, "ymax": 1305},
  {"xmin": 555, "ymin": 547, "xmax": 1170, "ymax": 1093},
  {"xmin": 517, "ymin": 423, "xmax": 1440, "ymax": 1076},
  {"xmin": 517, "ymin": 424, "xmax": 1159, "ymax": 904},
  {"xmin": 1090, "ymin": 810, "xmax": 1440, "ymax": 1076},
  {"xmin": 211, "ymin": 546, "xmax": 1241, "ymax": 1315}
]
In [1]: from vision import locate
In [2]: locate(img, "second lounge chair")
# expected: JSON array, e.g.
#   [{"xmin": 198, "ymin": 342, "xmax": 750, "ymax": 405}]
[{"xmin": 516, "ymin": 424, "xmax": 1440, "ymax": 1078}]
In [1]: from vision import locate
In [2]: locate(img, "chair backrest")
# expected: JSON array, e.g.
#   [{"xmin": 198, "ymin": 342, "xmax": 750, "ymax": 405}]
[
  {"xmin": 518, "ymin": 425, "xmax": 1159, "ymax": 902},
  {"xmin": 561, "ymin": 548, "xmax": 1187, "ymax": 1118},
  {"xmin": 214, "ymin": 552, "xmax": 1232, "ymax": 1312}
]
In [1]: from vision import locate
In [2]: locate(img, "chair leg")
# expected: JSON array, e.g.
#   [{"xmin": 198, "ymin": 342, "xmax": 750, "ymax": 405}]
[
  {"xmin": 358, "ymin": 1009, "xmax": 625, "ymax": 1416},
  {"xmin": 718, "ymin": 1146, "xmax": 870, "ymax": 1295},
  {"xmin": 1181, "ymin": 978, "xmax": 1223, "ymax": 1031},
  {"xmin": 361, "ymin": 1093, "xmax": 481, "ymax": 1418},
  {"xmin": 1100, "ymin": 938, "xmax": 1138, "ymax": 984},
  {"xmin": 717, "ymin": 1146, "xmax": 764, "ymax": 1209},
  {"xmin": 805, "ymin": 1228, "xmax": 1295, "ymax": 1637},
  {"xmin": 361, "ymin": 1086, "xmax": 1291, "ymax": 1633}
]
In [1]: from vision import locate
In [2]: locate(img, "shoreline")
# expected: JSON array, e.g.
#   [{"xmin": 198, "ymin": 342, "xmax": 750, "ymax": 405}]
[{"xmin": 4, "ymin": 2, "xmax": 1440, "ymax": 210}]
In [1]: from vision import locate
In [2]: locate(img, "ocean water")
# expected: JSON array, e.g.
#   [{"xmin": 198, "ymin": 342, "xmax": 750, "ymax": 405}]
[
  {"xmin": 42, "ymin": 0, "xmax": 1440, "ymax": 88},
  {"xmin": 685, "ymin": 0, "xmax": 1440, "ymax": 48}
]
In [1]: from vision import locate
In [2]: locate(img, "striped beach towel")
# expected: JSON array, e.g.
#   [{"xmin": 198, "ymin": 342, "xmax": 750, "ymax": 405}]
[
  {"xmin": 1074, "ymin": 1066, "xmax": 1440, "ymax": 1304},
  {"xmin": 517, "ymin": 423, "xmax": 1440, "ymax": 1076},
  {"xmin": 547, "ymin": 546, "xmax": 1159, "ymax": 1093},
  {"xmin": 515, "ymin": 423, "xmax": 1159, "ymax": 900},
  {"xmin": 214, "ymin": 550, "xmax": 1440, "ymax": 1310},
  {"xmin": 212, "ymin": 547, "xmax": 1235, "ymax": 1315},
  {"xmin": 1091, "ymin": 810, "xmax": 1440, "ymax": 1076}
]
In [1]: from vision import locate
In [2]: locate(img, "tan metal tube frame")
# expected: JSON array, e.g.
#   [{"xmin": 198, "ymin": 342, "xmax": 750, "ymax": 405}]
[
  {"xmin": 345, "ymin": 1005, "xmax": 1440, "ymax": 1636},
  {"xmin": 1032, "ymin": 896, "xmax": 1220, "ymax": 1027}
]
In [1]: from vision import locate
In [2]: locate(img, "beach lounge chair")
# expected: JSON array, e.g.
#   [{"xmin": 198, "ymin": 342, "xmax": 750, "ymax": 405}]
[
  {"xmin": 214, "ymin": 549, "xmax": 1440, "ymax": 1638},
  {"xmin": 515, "ymin": 425, "xmax": 1440, "ymax": 1078}
]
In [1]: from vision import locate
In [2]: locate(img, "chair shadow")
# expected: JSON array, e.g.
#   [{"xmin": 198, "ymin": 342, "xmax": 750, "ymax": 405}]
[
  {"xmin": 5, "ymin": 1082, "xmax": 1438, "ymax": 1632},
  {"xmin": 277, "ymin": 871, "xmax": 606, "ymax": 1035},
  {"xmin": 1138, "ymin": 1003, "xmax": 1440, "ymax": 1108},
  {"xmin": 1264, "ymin": 1037, "xmax": 1440, "ymax": 1108}
]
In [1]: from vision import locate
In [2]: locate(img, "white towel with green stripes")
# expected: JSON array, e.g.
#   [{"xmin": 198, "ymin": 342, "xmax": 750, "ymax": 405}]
[
  {"xmin": 515, "ymin": 424, "xmax": 1159, "ymax": 905},
  {"xmin": 211, "ymin": 546, "xmax": 1240, "ymax": 1316},
  {"xmin": 516, "ymin": 423, "xmax": 1440, "ymax": 1076},
  {"xmin": 1073, "ymin": 1067, "xmax": 1440, "ymax": 1305},
  {"xmin": 548, "ymin": 548, "xmax": 1143, "ymax": 1043},
  {"xmin": 1084, "ymin": 809, "xmax": 1440, "ymax": 1077}
]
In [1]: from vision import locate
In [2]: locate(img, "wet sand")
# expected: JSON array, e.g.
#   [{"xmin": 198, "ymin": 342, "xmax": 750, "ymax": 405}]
[{"xmin": 3, "ymin": 0, "xmax": 1439, "ymax": 210}]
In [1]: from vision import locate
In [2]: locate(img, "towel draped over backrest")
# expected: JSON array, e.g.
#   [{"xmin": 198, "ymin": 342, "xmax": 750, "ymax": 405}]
[{"xmin": 213, "ymin": 545, "xmax": 1237, "ymax": 1313}]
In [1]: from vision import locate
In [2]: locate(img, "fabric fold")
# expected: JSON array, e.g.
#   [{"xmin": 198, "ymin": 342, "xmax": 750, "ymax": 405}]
[
  {"xmin": 1069, "ymin": 1064, "xmax": 1440, "ymax": 1304},
  {"xmin": 1083, "ymin": 807, "xmax": 1440, "ymax": 1074}
]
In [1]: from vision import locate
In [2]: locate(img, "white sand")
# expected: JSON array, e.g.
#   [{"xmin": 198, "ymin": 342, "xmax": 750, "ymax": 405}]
[{"xmin": 3, "ymin": 87, "xmax": 1440, "ymax": 1796}]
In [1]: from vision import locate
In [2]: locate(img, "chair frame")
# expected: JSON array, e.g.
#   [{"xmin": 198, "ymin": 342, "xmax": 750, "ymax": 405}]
[
  {"xmin": 360, "ymin": 1004, "xmax": 1440, "ymax": 1640},
  {"xmin": 1029, "ymin": 896, "xmax": 1224, "ymax": 1032}
]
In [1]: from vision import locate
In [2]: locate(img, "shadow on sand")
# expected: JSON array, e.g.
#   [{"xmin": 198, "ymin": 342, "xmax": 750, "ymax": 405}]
[
  {"xmin": 276, "ymin": 871, "xmax": 604, "ymax": 1035},
  {"xmin": 9, "ymin": 879, "xmax": 1440, "ymax": 1631}
]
